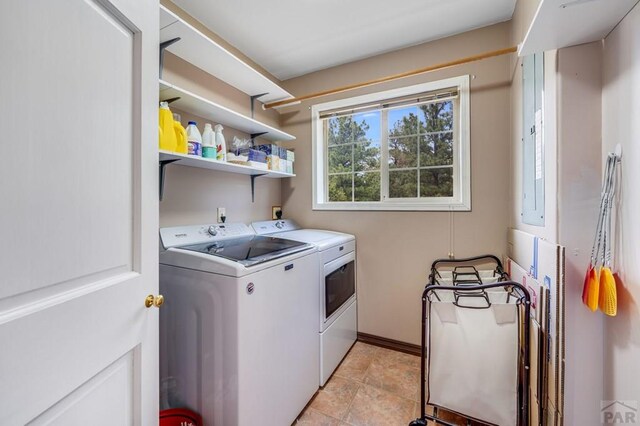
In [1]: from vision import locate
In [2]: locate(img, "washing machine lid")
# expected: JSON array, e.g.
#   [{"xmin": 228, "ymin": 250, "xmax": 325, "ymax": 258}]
[{"xmin": 179, "ymin": 235, "xmax": 312, "ymax": 267}]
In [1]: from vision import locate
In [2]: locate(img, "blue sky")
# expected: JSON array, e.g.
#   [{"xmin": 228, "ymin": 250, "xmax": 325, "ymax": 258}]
[
  {"xmin": 350, "ymin": 102, "xmax": 452, "ymax": 142},
  {"xmin": 353, "ymin": 111, "xmax": 381, "ymax": 141}
]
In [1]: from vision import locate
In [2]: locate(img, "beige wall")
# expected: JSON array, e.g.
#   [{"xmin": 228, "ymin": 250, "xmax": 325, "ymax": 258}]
[
  {"xmin": 159, "ymin": 27, "xmax": 283, "ymax": 227},
  {"xmin": 510, "ymin": 0, "xmax": 540, "ymax": 45},
  {"xmin": 602, "ymin": 1, "xmax": 640, "ymax": 405},
  {"xmin": 279, "ymin": 23, "xmax": 512, "ymax": 345}
]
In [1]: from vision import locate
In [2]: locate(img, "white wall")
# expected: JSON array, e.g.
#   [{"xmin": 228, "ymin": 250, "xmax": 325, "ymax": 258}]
[
  {"xmin": 602, "ymin": 1, "xmax": 640, "ymax": 405},
  {"xmin": 556, "ymin": 42, "xmax": 604, "ymax": 425},
  {"xmin": 511, "ymin": 42, "xmax": 604, "ymax": 425}
]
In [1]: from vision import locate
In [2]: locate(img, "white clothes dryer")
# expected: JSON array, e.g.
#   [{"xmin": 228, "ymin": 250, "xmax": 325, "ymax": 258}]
[{"xmin": 252, "ymin": 220, "xmax": 357, "ymax": 386}]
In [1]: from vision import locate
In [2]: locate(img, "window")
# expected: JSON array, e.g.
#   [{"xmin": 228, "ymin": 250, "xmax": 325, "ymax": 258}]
[{"xmin": 312, "ymin": 76, "xmax": 470, "ymax": 211}]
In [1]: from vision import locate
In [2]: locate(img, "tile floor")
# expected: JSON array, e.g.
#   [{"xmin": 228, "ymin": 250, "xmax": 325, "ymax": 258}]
[{"xmin": 295, "ymin": 342, "xmax": 474, "ymax": 426}]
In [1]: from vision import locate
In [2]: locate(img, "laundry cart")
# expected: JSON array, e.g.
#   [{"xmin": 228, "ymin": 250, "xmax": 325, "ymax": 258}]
[{"xmin": 410, "ymin": 255, "xmax": 531, "ymax": 426}]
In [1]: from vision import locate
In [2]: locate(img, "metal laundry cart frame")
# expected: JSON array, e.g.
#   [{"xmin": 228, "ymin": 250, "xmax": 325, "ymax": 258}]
[{"xmin": 410, "ymin": 255, "xmax": 531, "ymax": 426}]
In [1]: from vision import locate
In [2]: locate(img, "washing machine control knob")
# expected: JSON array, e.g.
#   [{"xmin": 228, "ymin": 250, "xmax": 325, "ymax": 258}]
[
  {"xmin": 208, "ymin": 225, "xmax": 218, "ymax": 236},
  {"xmin": 275, "ymin": 221, "xmax": 285, "ymax": 229}
]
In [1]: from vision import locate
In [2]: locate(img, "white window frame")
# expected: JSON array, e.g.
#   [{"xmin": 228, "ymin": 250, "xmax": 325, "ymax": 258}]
[{"xmin": 311, "ymin": 75, "xmax": 471, "ymax": 211}]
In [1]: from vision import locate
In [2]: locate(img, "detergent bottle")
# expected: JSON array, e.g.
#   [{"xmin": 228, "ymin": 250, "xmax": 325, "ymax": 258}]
[
  {"xmin": 201, "ymin": 123, "xmax": 216, "ymax": 159},
  {"xmin": 173, "ymin": 113, "xmax": 188, "ymax": 154},
  {"xmin": 158, "ymin": 102, "xmax": 177, "ymax": 151},
  {"xmin": 186, "ymin": 121, "xmax": 202, "ymax": 156},
  {"xmin": 214, "ymin": 124, "xmax": 227, "ymax": 162}
]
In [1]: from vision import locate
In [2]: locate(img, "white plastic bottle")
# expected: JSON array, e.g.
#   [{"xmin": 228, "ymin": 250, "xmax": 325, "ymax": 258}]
[
  {"xmin": 186, "ymin": 121, "xmax": 202, "ymax": 156},
  {"xmin": 201, "ymin": 123, "xmax": 216, "ymax": 159},
  {"xmin": 214, "ymin": 124, "xmax": 227, "ymax": 162}
]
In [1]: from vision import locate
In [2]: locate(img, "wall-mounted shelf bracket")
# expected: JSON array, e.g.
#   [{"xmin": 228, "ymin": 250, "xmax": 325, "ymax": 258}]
[
  {"xmin": 250, "ymin": 132, "xmax": 268, "ymax": 147},
  {"xmin": 159, "ymin": 37, "xmax": 181, "ymax": 78},
  {"xmin": 159, "ymin": 159, "xmax": 180, "ymax": 201},
  {"xmin": 250, "ymin": 173, "xmax": 267, "ymax": 203},
  {"xmin": 162, "ymin": 96, "xmax": 181, "ymax": 105},
  {"xmin": 250, "ymin": 93, "xmax": 269, "ymax": 118}
]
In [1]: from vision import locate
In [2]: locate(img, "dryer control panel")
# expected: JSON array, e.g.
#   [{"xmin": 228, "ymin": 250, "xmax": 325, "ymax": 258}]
[
  {"xmin": 160, "ymin": 222, "xmax": 253, "ymax": 249},
  {"xmin": 252, "ymin": 219, "xmax": 300, "ymax": 235}
]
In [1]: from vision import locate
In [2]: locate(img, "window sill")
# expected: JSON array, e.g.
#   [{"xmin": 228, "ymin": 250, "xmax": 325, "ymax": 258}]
[{"xmin": 312, "ymin": 201, "xmax": 471, "ymax": 211}]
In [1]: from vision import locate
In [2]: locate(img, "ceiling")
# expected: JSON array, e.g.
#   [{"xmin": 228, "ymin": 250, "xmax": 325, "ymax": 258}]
[{"xmin": 172, "ymin": 0, "xmax": 517, "ymax": 80}]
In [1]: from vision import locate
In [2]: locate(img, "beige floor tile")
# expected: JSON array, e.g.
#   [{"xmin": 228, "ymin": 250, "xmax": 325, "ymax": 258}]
[
  {"xmin": 374, "ymin": 347, "xmax": 421, "ymax": 370},
  {"xmin": 310, "ymin": 376, "xmax": 361, "ymax": 419},
  {"xmin": 363, "ymin": 358, "xmax": 420, "ymax": 401},
  {"xmin": 343, "ymin": 384, "xmax": 416, "ymax": 426},
  {"xmin": 296, "ymin": 408, "xmax": 342, "ymax": 425},
  {"xmin": 334, "ymin": 344, "xmax": 376, "ymax": 382},
  {"xmin": 349, "ymin": 342, "xmax": 379, "ymax": 357},
  {"xmin": 412, "ymin": 402, "xmax": 423, "ymax": 421}
]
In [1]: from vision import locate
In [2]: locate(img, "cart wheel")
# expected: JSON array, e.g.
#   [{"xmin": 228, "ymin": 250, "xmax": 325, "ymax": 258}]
[{"xmin": 408, "ymin": 419, "xmax": 427, "ymax": 426}]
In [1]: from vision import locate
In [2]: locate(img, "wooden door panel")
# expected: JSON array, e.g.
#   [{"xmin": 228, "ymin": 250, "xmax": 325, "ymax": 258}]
[
  {"xmin": 0, "ymin": 277, "xmax": 149, "ymax": 424},
  {"xmin": 0, "ymin": 0, "xmax": 135, "ymax": 302},
  {"xmin": 28, "ymin": 349, "xmax": 139, "ymax": 426},
  {"xmin": 0, "ymin": 0, "xmax": 158, "ymax": 423}
]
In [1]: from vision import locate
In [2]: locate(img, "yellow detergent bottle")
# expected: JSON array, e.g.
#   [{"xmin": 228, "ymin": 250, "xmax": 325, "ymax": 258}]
[
  {"xmin": 159, "ymin": 101, "xmax": 177, "ymax": 151},
  {"xmin": 173, "ymin": 113, "xmax": 188, "ymax": 154}
]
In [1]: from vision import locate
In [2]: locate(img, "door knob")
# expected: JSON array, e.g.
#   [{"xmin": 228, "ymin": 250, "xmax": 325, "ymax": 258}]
[{"xmin": 145, "ymin": 294, "xmax": 165, "ymax": 308}]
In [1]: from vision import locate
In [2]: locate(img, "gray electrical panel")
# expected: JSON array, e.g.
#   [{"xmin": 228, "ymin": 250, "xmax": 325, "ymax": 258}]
[{"xmin": 522, "ymin": 53, "xmax": 544, "ymax": 226}]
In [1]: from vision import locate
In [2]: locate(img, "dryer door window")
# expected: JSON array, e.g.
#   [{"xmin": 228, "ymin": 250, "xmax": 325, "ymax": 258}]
[{"xmin": 325, "ymin": 260, "xmax": 355, "ymax": 319}]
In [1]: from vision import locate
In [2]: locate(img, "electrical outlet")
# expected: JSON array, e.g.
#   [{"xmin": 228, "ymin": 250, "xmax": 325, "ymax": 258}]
[{"xmin": 217, "ymin": 207, "xmax": 226, "ymax": 223}]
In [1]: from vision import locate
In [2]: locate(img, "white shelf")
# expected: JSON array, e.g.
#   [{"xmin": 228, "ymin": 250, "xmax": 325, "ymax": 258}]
[
  {"xmin": 160, "ymin": 80, "xmax": 295, "ymax": 142},
  {"xmin": 160, "ymin": 5, "xmax": 293, "ymax": 104},
  {"xmin": 160, "ymin": 150, "xmax": 295, "ymax": 178},
  {"xmin": 519, "ymin": 0, "xmax": 637, "ymax": 56}
]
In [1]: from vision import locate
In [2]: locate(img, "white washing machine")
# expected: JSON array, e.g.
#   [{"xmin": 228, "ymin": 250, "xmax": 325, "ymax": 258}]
[
  {"xmin": 252, "ymin": 220, "xmax": 357, "ymax": 386},
  {"xmin": 159, "ymin": 222, "xmax": 320, "ymax": 426}
]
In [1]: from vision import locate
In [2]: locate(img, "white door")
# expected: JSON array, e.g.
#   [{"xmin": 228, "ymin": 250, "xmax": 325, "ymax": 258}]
[{"xmin": 0, "ymin": 0, "xmax": 159, "ymax": 424}]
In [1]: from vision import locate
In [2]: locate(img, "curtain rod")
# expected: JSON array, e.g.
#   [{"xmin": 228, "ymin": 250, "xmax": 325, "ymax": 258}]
[{"xmin": 263, "ymin": 46, "xmax": 517, "ymax": 110}]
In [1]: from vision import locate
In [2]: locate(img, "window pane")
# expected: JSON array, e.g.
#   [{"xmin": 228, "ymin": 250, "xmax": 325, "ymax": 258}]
[
  {"xmin": 388, "ymin": 106, "xmax": 419, "ymax": 136},
  {"xmin": 389, "ymin": 136, "xmax": 417, "ymax": 169},
  {"xmin": 420, "ymin": 167, "xmax": 453, "ymax": 197},
  {"xmin": 328, "ymin": 145, "xmax": 352, "ymax": 173},
  {"xmin": 354, "ymin": 172, "xmax": 380, "ymax": 201},
  {"xmin": 354, "ymin": 140, "xmax": 380, "ymax": 171},
  {"xmin": 327, "ymin": 116, "xmax": 354, "ymax": 145},
  {"xmin": 328, "ymin": 174, "xmax": 353, "ymax": 201},
  {"xmin": 419, "ymin": 101, "xmax": 453, "ymax": 133},
  {"xmin": 353, "ymin": 111, "xmax": 381, "ymax": 142},
  {"xmin": 420, "ymin": 132, "xmax": 453, "ymax": 167},
  {"xmin": 389, "ymin": 169, "xmax": 418, "ymax": 198}
]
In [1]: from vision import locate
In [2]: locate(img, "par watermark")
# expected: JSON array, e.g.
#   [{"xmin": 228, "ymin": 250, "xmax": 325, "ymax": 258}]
[{"xmin": 602, "ymin": 400, "xmax": 638, "ymax": 424}]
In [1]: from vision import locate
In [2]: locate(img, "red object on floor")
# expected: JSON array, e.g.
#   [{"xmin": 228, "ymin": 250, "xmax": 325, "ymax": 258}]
[{"xmin": 159, "ymin": 408, "xmax": 202, "ymax": 426}]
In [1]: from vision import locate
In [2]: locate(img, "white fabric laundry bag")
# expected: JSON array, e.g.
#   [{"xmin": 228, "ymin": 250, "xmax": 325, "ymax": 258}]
[{"xmin": 426, "ymin": 289, "xmax": 520, "ymax": 426}]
